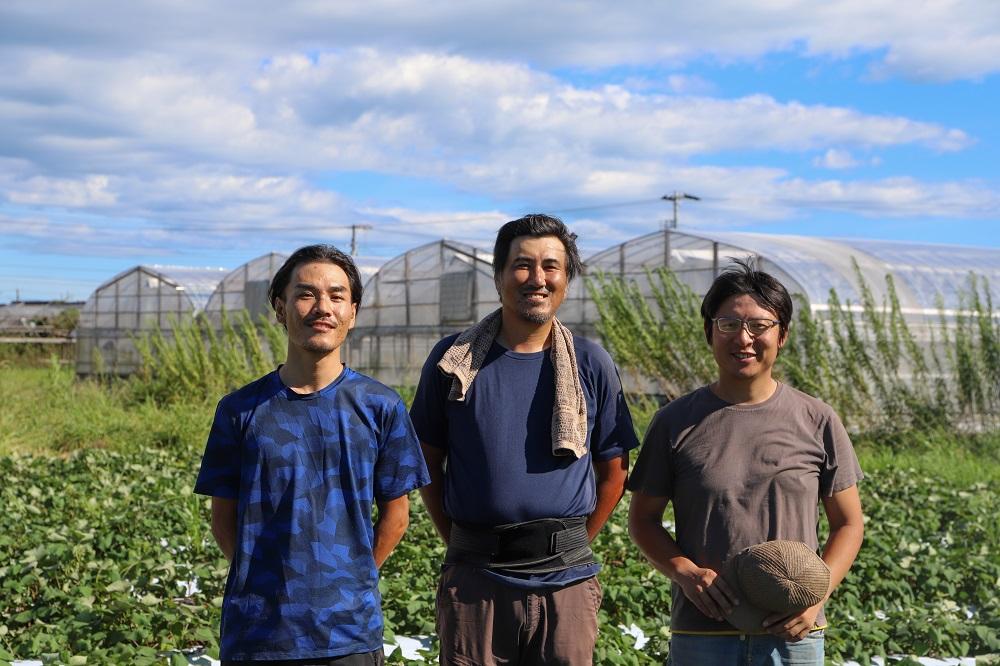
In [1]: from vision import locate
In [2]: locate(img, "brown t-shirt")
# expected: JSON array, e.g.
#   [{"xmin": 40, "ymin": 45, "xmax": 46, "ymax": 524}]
[{"xmin": 627, "ymin": 383, "xmax": 863, "ymax": 633}]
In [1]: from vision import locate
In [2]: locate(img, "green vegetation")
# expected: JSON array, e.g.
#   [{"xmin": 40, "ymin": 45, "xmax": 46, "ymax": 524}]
[
  {"xmin": 589, "ymin": 265, "xmax": 1000, "ymax": 433},
  {"xmin": 2, "ymin": 274, "xmax": 999, "ymax": 664},
  {"xmin": 132, "ymin": 311, "xmax": 286, "ymax": 404}
]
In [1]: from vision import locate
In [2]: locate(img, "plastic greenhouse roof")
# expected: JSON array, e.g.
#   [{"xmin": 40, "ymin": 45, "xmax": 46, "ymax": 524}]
[
  {"xmin": 588, "ymin": 230, "xmax": 999, "ymax": 312},
  {"xmin": 89, "ymin": 265, "xmax": 228, "ymax": 313},
  {"xmin": 151, "ymin": 266, "xmax": 229, "ymax": 311}
]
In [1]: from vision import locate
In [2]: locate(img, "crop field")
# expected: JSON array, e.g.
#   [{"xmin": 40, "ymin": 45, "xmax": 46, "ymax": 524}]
[{"xmin": 1, "ymin": 358, "xmax": 999, "ymax": 665}]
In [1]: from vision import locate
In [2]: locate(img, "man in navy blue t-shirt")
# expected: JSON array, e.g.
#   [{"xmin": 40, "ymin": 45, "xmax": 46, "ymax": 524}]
[
  {"xmin": 411, "ymin": 214, "xmax": 640, "ymax": 665},
  {"xmin": 196, "ymin": 245, "xmax": 429, "ymax": 665}
]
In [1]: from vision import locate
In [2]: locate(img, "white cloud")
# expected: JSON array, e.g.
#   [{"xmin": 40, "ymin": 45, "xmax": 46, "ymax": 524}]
[
  {"xmin": 5, "ymin": 175, "xmax": 116, "ymax": 207},
  {"xmin": 0, "ymin": 46, "xmax": 972, "ymax": 219},
  {"xmin": 3, "ymin": 1, "xmax": 999, "ymax": 80},
  {"xmin": 814, "ymin": 149, "xmax": 860, "ymax": 169},
  {"xmin": 665, "ymin": 74, "xmax": 717, "ymax": 95},
  {"xmin": 773, "ymin": 177, "xmax": 1000, "ymax": 218}
]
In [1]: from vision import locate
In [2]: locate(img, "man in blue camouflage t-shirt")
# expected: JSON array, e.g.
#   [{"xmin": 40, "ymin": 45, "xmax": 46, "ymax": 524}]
[{"xmin": 195, "ymin": 245, "xmax": 430, "ymax": 665}]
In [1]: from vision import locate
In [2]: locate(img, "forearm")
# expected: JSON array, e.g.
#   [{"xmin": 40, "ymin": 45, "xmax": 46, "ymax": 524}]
[
  {"xmin": 587, "ymin": 454, "xmax": 629, "ymax": 540},
  {"xmin": 210, "ymin": 497, "xmax": 238, "ymax": 564},
  {"xmin": 818, "ymin": 486, "xmax": 865, "ymax": 600},
  {"xmin": 418, "ymin": 443, "xmax": 452, "ymax": 544},
  {"xmin": 418, "ymin": 482, "xmax": 452, "ymax": 544},
  {"xmin": 629, "ymin": 514, "xmax": 694, "ymax": 582},
  {"xmin": 819, "ymin": 521, "xmax": 864, "ymax": 598},
  {"xmin": 373, "ymin": 497, "xmax": 410, "ymax": 569}
]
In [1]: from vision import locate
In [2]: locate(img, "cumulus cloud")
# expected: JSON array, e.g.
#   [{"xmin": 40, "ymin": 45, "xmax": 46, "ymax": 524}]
[
  {"xmin": 0, "ymin": 4, "xmax": 996, "ymax": 284},
  {"xmin": 2, "ymin": 0, "xmax": 999, "ymax": 80},
  {"xmin": 0, "ymin": 45, "xmax": 976, "ymax": 230},
  {"xmin": 813, "ymin": 149, "xmax": 860, "ymax": 170}
]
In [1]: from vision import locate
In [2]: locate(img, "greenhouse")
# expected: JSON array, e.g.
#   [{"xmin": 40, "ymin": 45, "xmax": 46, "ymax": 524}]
[
  {"xmin": 203, "ymin": 252, "xmax": 288, "ymax": 328},
  {"xmin": 562, "ymin": 229, "xmax": 1000, "ymax": 336},
  {"xmin": 338, "ymin": 229, "xmax": 998, "ymax": 389},
  {"xmin": 75, "ymin": 265, "xmax": 228, "ymax": 375},
  {"xmin": 345, "ymin": 240, "xmax": 496, "ymax": 386}
]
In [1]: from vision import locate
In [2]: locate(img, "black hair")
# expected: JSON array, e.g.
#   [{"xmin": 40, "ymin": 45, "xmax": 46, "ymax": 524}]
[
  {"xmin": 268, "ymin": 244, "xmax": 363, "ymax": 312},
  {"xmin": 492, "ymin": 213, "xmax": 583, "ymax": 283},
  {"xmin": 700, "ymin": 256, "xmax": 792, "ymax": 342}
]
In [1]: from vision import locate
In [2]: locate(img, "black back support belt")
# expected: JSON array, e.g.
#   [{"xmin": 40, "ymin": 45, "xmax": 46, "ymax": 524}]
[{"xmin": 445, "ymin": 516, "xmax": 596, "ymax": 574}]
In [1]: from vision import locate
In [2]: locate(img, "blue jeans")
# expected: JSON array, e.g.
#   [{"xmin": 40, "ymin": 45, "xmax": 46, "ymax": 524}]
[{"xmin": 668, "ymin": 631, "xmax": 824, "ymax": 666}]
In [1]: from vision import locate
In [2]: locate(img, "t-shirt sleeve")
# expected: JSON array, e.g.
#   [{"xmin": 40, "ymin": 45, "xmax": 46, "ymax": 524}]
[
  {"xmin": 409, "ymin": 340, "xmax": 450, "ymax": 449},
  {"xmin": 626, "ymin": 408, "xmax": 674, "ymax": 498},
  {"xmin": 194, "ymin": 397, "xmax": 241, "ymax": 499},
  {"xmin": 588, "ymin": 351, "xmax": 641, "ymax": 462},
  {"xmin": 819, "ymin": 408, "xmax": 864, "ymax": 496},
  {"xmin": 374, "ymin": 397, "xmax": 432, "ymax": 501}
]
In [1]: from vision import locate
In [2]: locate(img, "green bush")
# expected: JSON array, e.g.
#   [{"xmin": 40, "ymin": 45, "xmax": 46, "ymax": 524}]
[
  {"xmin": 131, "ymin": 311, "xmax": 286, "ymax": 404},
  {"xmin": 588, "ymin": 265, "xmax": 1000, "ymax": 434}
]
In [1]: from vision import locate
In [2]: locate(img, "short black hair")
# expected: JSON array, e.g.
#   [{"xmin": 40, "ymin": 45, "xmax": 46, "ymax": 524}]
[
  {"xmin": 700, "ymin": 257, "xmax": 793, "ymax": 342},
  {"xmin": 492, "ymin": 213, "xmax": 583, "ymax": 284},
  {"xmin": 268, "ymin": 244, "xmax": 364, "ymax": 312}
]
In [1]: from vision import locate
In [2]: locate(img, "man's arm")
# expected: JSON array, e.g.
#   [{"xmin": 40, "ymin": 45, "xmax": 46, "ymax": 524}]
[
  {"xmin": 373, "ymin": 493, "xmax": 410, "ymax": 569},
  {"xmin": 418, "ymin": 442, "xmax": 451, "ymax": 545},
  {"xmin": 210, "ymin": 497, "xmax": 238, "ymax": 563},
  {"xmin": 628, "ymin": 491, "xmax": 736, "ymax": 621},
  {"xmin": 586, "ymin": 453, "xmax": 629, "ymax": 540},
  {"xmin": 764, "ymin": 485, "xmax": 864, "ymax": 640}
]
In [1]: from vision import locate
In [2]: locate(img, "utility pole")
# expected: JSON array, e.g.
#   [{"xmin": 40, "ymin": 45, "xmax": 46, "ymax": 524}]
[
  {"xmin": 349, "ymin": 224, "xmax": 373, "ymax": 255},
  {"xmin": 661, "ymin": 192, "xmax": 701, "ymax": 230}
]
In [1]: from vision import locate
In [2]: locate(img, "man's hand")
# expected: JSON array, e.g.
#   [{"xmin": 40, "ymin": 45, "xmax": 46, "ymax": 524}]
[
  {"xmin": 763, "ymin": 602, "xmax": 822, "ymax": 641},
  {"xmin": 673, "ymin": 559, "xmax": 738, "ymax": 621}
]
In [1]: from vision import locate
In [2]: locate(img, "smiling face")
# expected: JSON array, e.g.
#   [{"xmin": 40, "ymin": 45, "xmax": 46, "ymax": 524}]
[
  {"xmin": 496, "ymin": 234, "xmax": 569, "ymax": 325},
  {"xmin": 710, "ymin": 293, "xmax": 787, "ymax": 388},
  {"xmin": 273, "ymin": 260, "xmax": 357, "ymax": 357}
]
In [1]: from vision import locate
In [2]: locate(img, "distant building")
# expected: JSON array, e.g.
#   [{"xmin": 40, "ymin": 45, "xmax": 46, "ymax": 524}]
[{"xmin": 0, "ymin": 300, "xmax": 84, "ymax": 338}]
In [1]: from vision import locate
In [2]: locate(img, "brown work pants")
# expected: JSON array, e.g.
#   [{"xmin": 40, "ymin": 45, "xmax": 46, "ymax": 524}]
[{"xmin": 435, "ymin": 565, "xmax": 602, "ymax": 665}]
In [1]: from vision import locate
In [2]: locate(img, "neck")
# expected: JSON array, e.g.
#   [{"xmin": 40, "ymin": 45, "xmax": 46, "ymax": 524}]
[
  {"xmin": 496, "ymin": 309, "xmax": 553, "ymax": 353},
  {"xmin": 711, "ymin": 375, "xmax": 778, "ymax": 406},
  {"xmin": 278, "ymin": 348, "xmax": 345, "ymax": 394}
]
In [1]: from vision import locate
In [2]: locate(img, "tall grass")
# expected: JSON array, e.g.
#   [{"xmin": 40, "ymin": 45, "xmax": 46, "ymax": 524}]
[
  {"xmin": 132, "ymin": 310, "xmax": 286, "ymax": 403},
  {"xmin": 587, "ymin": 264, "xmax": 1000, "ymax": 435}
]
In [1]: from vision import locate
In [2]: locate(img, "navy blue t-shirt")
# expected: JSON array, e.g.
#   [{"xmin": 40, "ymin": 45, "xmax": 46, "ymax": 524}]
[
  {"xmin": 195, "ymin": 368, "xmax": 430, "ymax": 661},
  {"xmin": 409, "ymin": 335, "xmax": 639, "ymax": 589}
]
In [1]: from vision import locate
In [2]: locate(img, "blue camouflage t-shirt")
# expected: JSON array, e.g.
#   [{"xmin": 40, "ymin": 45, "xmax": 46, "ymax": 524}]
[{"xmin": 194, "ymin": 367, "xmax": 429, "ymax": 662}]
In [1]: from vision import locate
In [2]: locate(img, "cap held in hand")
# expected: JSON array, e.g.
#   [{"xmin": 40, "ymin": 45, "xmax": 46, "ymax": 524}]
[{"xmin": 720, "ymin": 540, "xmax": 830, "ymax": 633}]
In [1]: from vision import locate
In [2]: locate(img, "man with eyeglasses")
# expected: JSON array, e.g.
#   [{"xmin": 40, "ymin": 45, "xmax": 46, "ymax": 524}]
[{"xmin": 627, "ymin": 258, "xmax": 864, "ymax": 666}]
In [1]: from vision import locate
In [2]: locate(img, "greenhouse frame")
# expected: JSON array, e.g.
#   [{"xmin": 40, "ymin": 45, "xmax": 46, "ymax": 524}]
[
  {"xmin": 561, "ymin": 229, "xmax": 1000, "ymax": 337},
  {"xmin": 75, "ymin": 265, "xmax": 227, "ymax": 375},
  {"xmin": 203, "ymin": 252, "xmax": 288, "ymax": 328},
  {"xmin": 345, "ymin": 230, "xmax": 998, "ymax": 388},
  {"xmin": 345, "ymin": 240, "xmax": 496, "ymax": 386}
]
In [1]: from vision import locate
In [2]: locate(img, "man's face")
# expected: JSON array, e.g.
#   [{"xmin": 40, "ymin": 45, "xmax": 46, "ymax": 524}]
[
  {"xmin": 497, "ymin": 234, "xmax": 569, "ymax": 325},
  {"xmin": 709, "ymin": 293, "xmax": 786, "ymax": 385},
  {"xmin": 274, "ymin": 261, "xmax": 357, "ymax": 356}
]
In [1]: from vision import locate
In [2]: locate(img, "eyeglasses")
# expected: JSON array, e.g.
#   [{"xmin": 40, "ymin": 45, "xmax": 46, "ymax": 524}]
[{"xmin": 712, "ymin": 317, "xmax": 780, "ymax": 336}]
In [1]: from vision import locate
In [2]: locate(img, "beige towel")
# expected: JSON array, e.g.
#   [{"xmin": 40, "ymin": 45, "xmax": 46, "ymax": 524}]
[{"xmin": 437, "ymin": 308, "xmax": 589, "ymax": 459}]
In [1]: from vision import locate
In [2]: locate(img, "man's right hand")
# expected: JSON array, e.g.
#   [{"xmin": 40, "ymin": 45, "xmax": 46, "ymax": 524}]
[{"xmin": 672, "ymin": 559, "xmax": 738, "ymax": 621}]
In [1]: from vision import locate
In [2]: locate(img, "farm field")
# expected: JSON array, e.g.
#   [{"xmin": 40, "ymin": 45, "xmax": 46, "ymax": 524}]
[{"xmin": 2, "ymin": 362, "xmax": 999, "ymax": 665}]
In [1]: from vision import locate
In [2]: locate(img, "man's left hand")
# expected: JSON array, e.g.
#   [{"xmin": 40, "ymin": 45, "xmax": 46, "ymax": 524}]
[{"xmin": 762, "ymin": 602, "xmax": 822, "ymax": 641}]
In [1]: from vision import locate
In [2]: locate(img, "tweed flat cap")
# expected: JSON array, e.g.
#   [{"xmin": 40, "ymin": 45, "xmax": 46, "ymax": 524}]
[{"xmin": 721, "ymin": 540, "xmax": 831, "ymax": 633}]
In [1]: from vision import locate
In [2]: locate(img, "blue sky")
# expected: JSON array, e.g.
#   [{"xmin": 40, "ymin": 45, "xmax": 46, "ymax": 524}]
[{"xmin": 1, "ymin": 1, "xmax": 999, "ymax": 302}]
